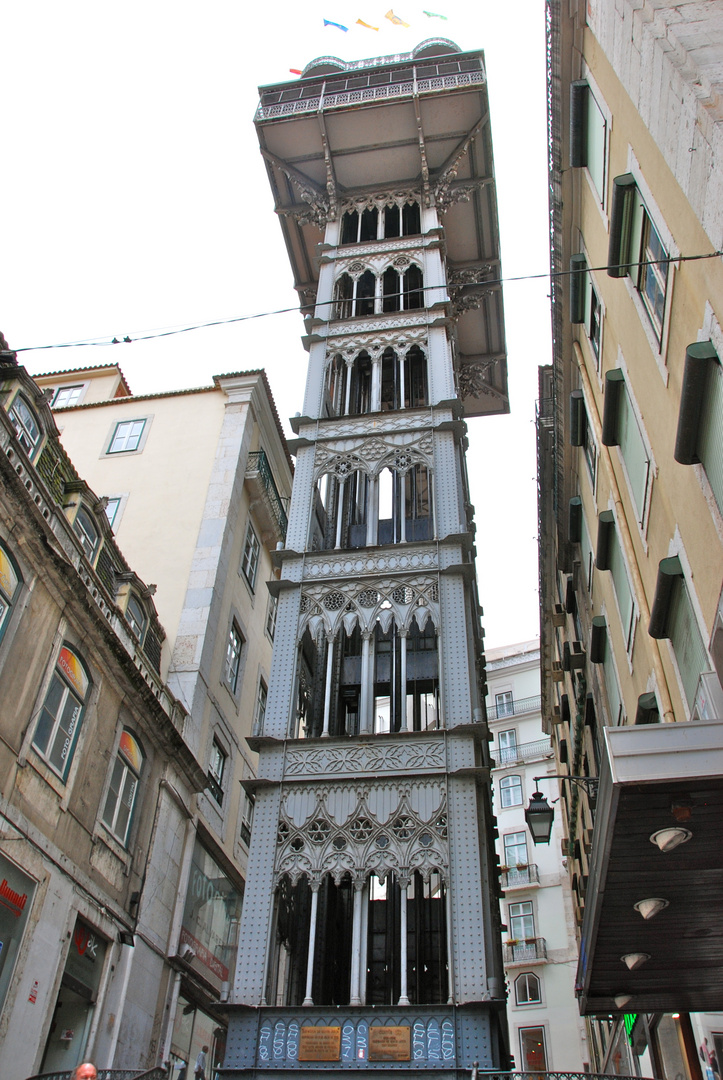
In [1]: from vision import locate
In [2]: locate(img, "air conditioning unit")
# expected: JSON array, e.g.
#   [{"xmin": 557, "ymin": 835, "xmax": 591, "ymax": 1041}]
[
  {"xmin": 552, "ymin": 604, "xmax": 566, "ymax": 627},
  {"xmin": 568, "ymin": 640, "xmax": 586, "ymax": 669},
  {"xmin": 552, "ymin": 661, "xmax": 564, "ymax": 682}
]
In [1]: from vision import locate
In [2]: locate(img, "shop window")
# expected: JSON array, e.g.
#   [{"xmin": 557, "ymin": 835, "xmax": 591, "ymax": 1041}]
[
  {"xmin": 241, "ymin": 522, "xmax": 260, "ymax": 590},
  {"xmin": 0, "ymin": 854, "xmax": 36, "ymax": 1017},
  {"xmin": 40, "ymin": 918, "xmax": 107, "ymax": 1074},
  {"xmin": 0, "ymin": 540, "xmax": 22, "ymax": 645},
  {"xmin": 33, "ymin": 645, "xmax": 90, "ymax": 780},
  {"xmin": 9, "ymin": 393, "xmax": 42, "ymax": 459},
  {"xmin": 500, "ymin": 774, "xmax": 523, "ymax": 808},
  {"xmin": 515, "ymin": 971, "xmax": 542, "ymax": 1005},
  {"xmin": 519, "ymin": 1026, "xmax": 547, "ymax": 1071},
  {"xmin": 102, "ymin": 729, "xmax": 144, "ymax": 846}
]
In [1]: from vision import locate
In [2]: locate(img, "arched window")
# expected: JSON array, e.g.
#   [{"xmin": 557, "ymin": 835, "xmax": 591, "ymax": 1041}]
[
  {"xmin": 340, "ymin": 207, "xmax": 378, "ymax": 244},
  {"xmin": 125, "ymin": 594, "xmax": 147, "ymax": 644},
  {"xmin": 334, "ymin": 273, "xmax": 354, "ymax": 320},
  {"xmin": 500, "ymin": 774, "xmax": 523, "ymax": 807},
  {"xmin": 33, "ymin": 645, "xmax": 91, "ymax": 780},
  {"xmin": 515, "ymin": 972, "xmax": 542, "ymax": 1005},
  {"xmin": 334, "ymin": 271, "xmax": 376, "ymax": 320},
  {"xmin": 404, "ymin": 265, "xmax": 424, "ymax": 309},
  {"xmin": 382, "ymin": 267, "xmax": 401, "ymax": 313},
  {"xmin": 402, "ymin": 201, "xmax": 421, "ymax": 235},
  {"xmin": 0, "ymin": 541, "xmax": 22, "ymax": 645},
  {"xmin": 73, "ymin": 506, "xmax": 100, "ymax": 561},
  {"xmin": 102, "ymin": 729, "xmax": 144, "ymax": 845},
  {"xmin": 356, "ymin": 270, "xmax": 376, "ymax": 316},
  {"xmin": 9, "ymin": 393, "xmax": 42, "ymax": 459}
]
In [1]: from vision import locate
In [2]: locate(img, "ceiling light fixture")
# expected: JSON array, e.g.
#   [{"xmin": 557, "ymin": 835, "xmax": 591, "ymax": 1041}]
[
  {"xmin": 634, "ymin": 897, "xmax": 669, "ymax": 920},
  {"xmin": 614, "ymin": 994, "xmax": 632, "ymax": 1009},
  {"xmin": 650, "ymin": 827, "xmax": 692, "ymax": 852},
  {"xmin": 621, "ymin": 952, "xmax": 651, "ymax": 970}
]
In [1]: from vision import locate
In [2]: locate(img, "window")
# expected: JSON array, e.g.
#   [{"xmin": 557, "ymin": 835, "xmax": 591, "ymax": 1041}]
[
  {"xmin": 125, "ymin": 594, "xmax": 146, "ymax": 644},
  {"xmin": 104, "ymin": 497, "xmax": 122, "ymax": 528},
  {"xmin": 240, "ymin": 791, "xmax": 255, "ymax": 846},
  {"xmin": 207, "ymin": 739, "xmax": 227, "ymax": 805},
  {"xmin": 498, "ymin": 729, "xmax": 517, "ymax": 763},
  {"xmin": 508, "ymin": 900, "xmax": 535, "ymax": 940},
  {"xmin": 9, "ymin": 394, "xmax": 41, "ymax": 458},
  {"xmin": 515, "ymin": 972, "xmax": 542, "ymax": 1006},
  {"xmin": 334, "ymin": 270, "xmax": 376, "ymax": 319},
  {"xmin": 495, "ymin": 691, "xmax": 514, "ymax": 718},
  {"xmin": 339, "ymin": 200, "xmax": 420, "ymax": 244},
  {"xmin": 602, "ymin": 644, "xmax": 624, "ymax": 726},
  {"xmin": 0, "ymin": 541, "xmax": 22, "ymax": 645},
  {"xmin": 597, "ymin": 511, "xmax": 636, "ymax": 651},
  {"xmin": 73, "ymin": 506, "xmax": 99, "ymax": 561},
  {"xmin": 608, "ymin": 174, "xmax": 670, "ymax": 344},
  {"xmin": 225, "ymin": 622, "xmax": 243, "ymax": 693},
  {"xmin": 570, "ymin": 390, "xmax": 596, "ymax": 485},
  {"xmin": 649, "ymin": 557, "xmax": 709, "ymax": 709},
  {"xmin": 253, "ymin": 679, "xmax": 268, "ymax": 736},
  {"xmin": 102, "ymin": 729, "xmax": 144, "ymax": 845},
  {"xmin": 675, "ymin": 341, "xmax": 723, "ymax": 516},
  {"xmin": 588, "ymin": 277, "xmax": 602, "ymax": 363},
  {"xmin": 602, "ymin": 369, "xmax": 652, "ymax": 525},
  {"xmin": 500, "ymin": 774, "xmax": 523, "ymax": 808},
  {"xmin": 52, "ymin": 385, "xmax": 84, "ymax": 408},
  {"xmin": 504, "ymin": 831, "xmax": 528, "ymax": 868},
  {"xmin": 108, "ymin": 419, "xmax": 146, "ymax": 454},
  {"xmin": 570, "ymin": 80, "xmax": 607, "ymax": 201},
  {"xmin": 266, "ymin": 593, "xmax": 278, "ymax": 640},
  {"xmin": 519, "ymin": 1027, "xmax": 547, "ymax": 1071},
  {"xmin": 241, "ymin": 523, "xmax": 260, "ymax": 590},
  {"xmin": 33, "ymin": 645, "xmax": 90, "ymax": 780}
]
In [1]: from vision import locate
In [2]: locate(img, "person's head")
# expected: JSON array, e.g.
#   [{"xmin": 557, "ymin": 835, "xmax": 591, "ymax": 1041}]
[
  {"xmin": 202, "ymin": 1045, "xmax": 209, "ymax": 1052},
  {"xmin": 71, "ymin": 1065, "xmax": 98, "ymax": 1080}
]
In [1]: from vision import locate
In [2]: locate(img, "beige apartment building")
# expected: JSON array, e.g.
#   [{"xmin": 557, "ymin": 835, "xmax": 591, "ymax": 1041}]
[
  {"xmin": 542, "ymin": 0, "xmax": 723, "ymax": 1075},
  {"xmin": 33, "ymin": 362, "xmax": 293, "ymax": 1075}
]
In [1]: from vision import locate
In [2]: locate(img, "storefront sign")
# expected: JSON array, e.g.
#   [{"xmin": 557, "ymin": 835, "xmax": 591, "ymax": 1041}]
[
  {"xmin": 0, "ymin": 855, "xmax": 36, "ymax": 1016},
  {"xmin": 298, "ymin": 1026, "xmax": 341, "ymax": 1061},
  {"xmin": 369, "ymin": 1026, "xmax": 411, "ymax": 1061}
]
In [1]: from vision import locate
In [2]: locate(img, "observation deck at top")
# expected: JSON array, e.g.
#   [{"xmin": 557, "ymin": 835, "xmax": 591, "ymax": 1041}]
[{"xmin": 255, "ymin": 38, "xmax": 508, "ymax": 419}]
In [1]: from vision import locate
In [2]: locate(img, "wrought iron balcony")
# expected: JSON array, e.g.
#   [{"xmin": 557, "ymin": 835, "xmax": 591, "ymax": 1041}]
[
  {"xmin": 478, "ymin": 1073, "xmax": 638, "ymax": 1080},
  {"xmin": 488, "ymin": 693, "xmax": 541, "ymax": 720},
  {"xmin": 490, "ymin": 737, "xmax": 553, "ymax": 767},
  {"xmin": 500, "ymin": 863, "xmax": 540, "ymax": 889},
  {"xmin": 245, "ymin": 449, "xmax": 288, "ymax": 546},
  {"xmin": 503, "ymin": 936, "xmax": 547, "ymax": 964}
]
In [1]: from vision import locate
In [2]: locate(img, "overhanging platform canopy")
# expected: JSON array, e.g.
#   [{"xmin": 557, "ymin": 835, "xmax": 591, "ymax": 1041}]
[
  {"xmin": 577, "ymin": 719, "xmax": 723, "ymax": 1015},
  {"xmin": 255, "ymin": 39, "xmax": 508, "ymax": 418}
]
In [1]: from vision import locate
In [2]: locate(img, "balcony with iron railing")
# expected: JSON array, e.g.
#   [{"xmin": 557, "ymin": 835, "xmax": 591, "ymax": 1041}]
[
  {"xmin": 490, "ymin": 737, "xmax": 553, "ymax": 767},
  {"xmin": 503, "ymin": 936, "xmax": 547, "ymax": 965},
  {"xmin": 245, "ymin": 449, "xmax": 288, "ymax": 546},
  {"xmin": 488, "ymin": 693, "xmax": 541, "ymax": 720},
  {"xmin": 500, "ymin": 864, "xmax": 540, "ymax": 890}
]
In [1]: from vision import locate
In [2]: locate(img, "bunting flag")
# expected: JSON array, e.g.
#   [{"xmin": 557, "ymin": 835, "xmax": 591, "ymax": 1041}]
[
  {"xmin": 423, "ymin": 9, "xmax": 448, "ymax": 18},
  {"xmin": 357, "ymin": 18, "xmax": 379, "ymax": 30},
  {"xmin": 289, "ymin": 68, "xmax": 303, "ymax": 75},
  {"xmin": 323, "ymin": 18, "xmax": 349, "ymax": 31},
  {"xmin": 385, "ymin": 10, "xmax": 410, "ymax": 27}
]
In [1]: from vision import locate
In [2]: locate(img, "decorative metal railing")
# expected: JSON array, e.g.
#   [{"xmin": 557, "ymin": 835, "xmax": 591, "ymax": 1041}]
[
  {"xmin": 490, "ymin": 737, "xmax": 552, "ymax": 766},
  {"xmin": 477, "ymin": 1073, "xmax": 640, "ymax": 1080},
  {"xmin": 26, "ymin": 1069, "xmax": 166, "ymax": 1080},
  {"xmin": 503, "ymin": 937, "xmax": 547, "ymax": 963},
  {"xmin": 488, "ymin": 694, "xmax": 542, "ymax": 720},
  {"xmin": 246, "ymin": 450, "xmax": 288, "ymax": 540},
  {"xmin": 500, "ymin": 864, "xmax": 540, "ymax": 889}
]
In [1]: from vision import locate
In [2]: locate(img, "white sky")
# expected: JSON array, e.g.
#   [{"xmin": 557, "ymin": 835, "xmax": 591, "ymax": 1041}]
[{"xmin": 2, "ymin": 1, "xmax": 550, "ymax": 650}]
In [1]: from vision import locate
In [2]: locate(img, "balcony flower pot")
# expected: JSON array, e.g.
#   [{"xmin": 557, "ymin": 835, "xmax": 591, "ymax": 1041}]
[
  {"xmin": 524, "ymin": 938, "xmax": 536, "ymax": 945},
  {"xmin": 516, "ymin": 863, "xmax": 528, "ymax": 870}
]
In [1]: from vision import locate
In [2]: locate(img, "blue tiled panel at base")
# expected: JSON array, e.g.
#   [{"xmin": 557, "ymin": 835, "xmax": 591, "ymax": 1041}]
[{"xmin": 223, "ymin": 1005, "xmax": 494, "ymax": 1073}]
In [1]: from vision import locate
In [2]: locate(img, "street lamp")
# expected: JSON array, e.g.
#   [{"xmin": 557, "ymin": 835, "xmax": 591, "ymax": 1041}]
[
  {"xmin": 524, "ymin": 791, "xmax": 555, "ymax": 844},
  {"xmin": 523, "ymin": 775, "xmax": 600, "ymax": 845}
]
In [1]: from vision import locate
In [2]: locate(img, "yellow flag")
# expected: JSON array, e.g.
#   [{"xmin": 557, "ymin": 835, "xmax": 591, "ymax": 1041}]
[
  {"xmin": 385, "ymin": 10, "xmax": 410, "ymax": 27},
  {"xmin": 357, "ymin": 18, "xmax": 379, "ymax": 30}
]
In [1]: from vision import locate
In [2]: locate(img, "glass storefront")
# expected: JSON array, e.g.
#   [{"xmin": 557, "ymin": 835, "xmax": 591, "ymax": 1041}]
[
  {"xmin": 180, "ymin": 839, "xmax": 242, "ymax": 991},
  {"xmin": 0, "ymin": 854, "xmax": 36, "ymax": 1016},
  {"xmin": 41, "ymin": 916, "xmax": 108, "ymax": 1073},
  {"xmin": 169, "ymin": 996, "xmax": 225, "ymax": 1080}
]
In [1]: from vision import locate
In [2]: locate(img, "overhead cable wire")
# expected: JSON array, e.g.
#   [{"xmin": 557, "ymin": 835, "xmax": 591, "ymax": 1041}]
[{"xmin": 14, "ymin": 248, "xmax": 722, "ymax": 354}]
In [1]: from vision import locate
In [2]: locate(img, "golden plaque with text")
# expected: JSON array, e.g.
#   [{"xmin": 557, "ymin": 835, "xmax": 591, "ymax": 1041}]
[
  {"xmin": 298, "ymin": 1025, "xmax": 341, "ymax": 1061},
  {"xmin": 368, "ymin": 1025, "xmax": 411, "ymax": 1061}
]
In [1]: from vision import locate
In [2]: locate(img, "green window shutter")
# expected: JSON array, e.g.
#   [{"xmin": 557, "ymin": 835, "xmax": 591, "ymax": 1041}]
[{"xmin": 618, "ymin": 384, "xmax": 651, "ymax": 523}]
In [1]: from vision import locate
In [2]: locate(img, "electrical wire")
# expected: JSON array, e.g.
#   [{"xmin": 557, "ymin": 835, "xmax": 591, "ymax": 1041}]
[{"xmin": 14, "ymin": 248, "xmax": 722, "ymax": 354}]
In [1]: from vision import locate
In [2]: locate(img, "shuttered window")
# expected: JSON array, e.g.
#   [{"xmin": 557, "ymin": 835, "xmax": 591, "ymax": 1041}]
[
  {"xmin": 698, "ymin": 356, "xmax": 723, "ymax": 514},
  {"xmin": 668, "ymin": 576, "xmax": 709, "ymax": 709},
  {"xmin": 608, "ymin": 527, "xmax": 635, "ymax": 650}
]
